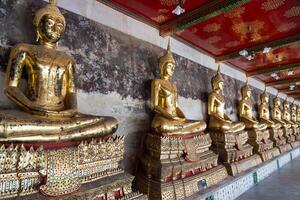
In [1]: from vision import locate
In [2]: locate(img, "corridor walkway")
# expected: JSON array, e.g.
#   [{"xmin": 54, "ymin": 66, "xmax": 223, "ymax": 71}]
[{"xmin": 237, "ymin": 156, "xmax": 300, "ymax": 200}]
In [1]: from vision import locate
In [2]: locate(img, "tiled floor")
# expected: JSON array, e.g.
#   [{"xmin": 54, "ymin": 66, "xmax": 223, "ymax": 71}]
[{"xmin": 237, "ymin": 157, "xmax": 300, "ymax": 200}]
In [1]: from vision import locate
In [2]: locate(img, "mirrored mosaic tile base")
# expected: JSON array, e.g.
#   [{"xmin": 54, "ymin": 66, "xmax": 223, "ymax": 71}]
[{"xmin": 187, "ymin": 147, "xmax": 300, "ymax": 200}]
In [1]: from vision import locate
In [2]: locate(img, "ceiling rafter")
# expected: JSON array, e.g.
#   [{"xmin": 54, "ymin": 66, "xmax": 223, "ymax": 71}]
[
  {"xmin": 289, "ymin": 93, "xmax": 300, "ymax": 98},
  {"xmin": 279, "ymin": 88, "xmax": 300, "ymax": 93},
  {"xmin": 266, "ymin": 77, "xmax": 300, "ymax": 86},
  {"xmin": 215, "ymin": 34, "xmax": 300, "ymax": 62},
  {"xmin": 159, "ymin": 0, "xmax": 250, "ymax": 37},
  {"xmin": 247, "ymin": 62, "xmax": 300, "ymax": 77}
]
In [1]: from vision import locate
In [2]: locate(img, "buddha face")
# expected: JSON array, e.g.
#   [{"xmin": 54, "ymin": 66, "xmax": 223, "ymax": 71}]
[
  {"xmin": 38, "ymin": 15, "xmax": 65, "ymax": 44},
  {"xmin": 161, "ymin": 62, "xmax": 175, "ymax": 78},
  {"xmin": 242, "ymin": 88, "xmax": 251, "ymax": 99},
  {"xmin": 218, "ymin": 81, "xmax": 224, "ymax": 90},
  {"xmin": 274, "ymin": 99, "xmax": 280, "ymax": 107}
]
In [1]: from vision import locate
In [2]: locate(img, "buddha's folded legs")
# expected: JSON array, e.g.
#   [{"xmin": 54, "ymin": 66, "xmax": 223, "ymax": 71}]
[
  {"xmin": 209, "ymin": 116, "xmax": 245, "ymax": 133},
  {"xmin": 0, "ymin": 110, "xmax": 118, "ymax": 141},
  {"xmin": 151, "ymin": 115, "xmax": 206, "ymax": 135}
]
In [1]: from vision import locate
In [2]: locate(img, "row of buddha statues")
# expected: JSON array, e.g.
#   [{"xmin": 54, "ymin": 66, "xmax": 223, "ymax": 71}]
[
  {"xmin": 136, "ymin": 42, "xmax": 300, "ymax": 199},
  {"xmin": 0, "ymin": 0, "xmax": 299, "ymax": 199}
]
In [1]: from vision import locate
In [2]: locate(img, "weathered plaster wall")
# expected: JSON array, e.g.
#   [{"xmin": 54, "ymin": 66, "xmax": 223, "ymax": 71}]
[{"xmin": 0, "ymin": 0, "xmax": 281, "ymax": 173}]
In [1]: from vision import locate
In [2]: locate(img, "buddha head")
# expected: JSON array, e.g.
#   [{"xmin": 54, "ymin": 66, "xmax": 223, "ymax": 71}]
[
  {"xmin": 260, "ymin": 89, "xmax": 269, "ymax": 103},
  {"xmin": 34, "ymin": 0, "xmax": 66, "ymax": 46},
  {"xmin": 297, "ymin": 105, "xmax": 300, "ymax": 118},
  {"xmin": 212, "ymin": 65, "xmax": 224, "ymax": 93},
  {"xmin": 292, "ymin": 104, "xmax": 297, "ymax": 114},
  {"xmin": 283, "ymin": 99, "xmax": 290, "ymax": 111},
  {"xmin": 273, "ymin": 96, "xmax": 281, "ymax": 107},
  {"xmin": 159, "ymin": 41, "xmax": 176, "ymax": 79},
  {"xmin": 241, "ymin": 80, "xmax": 251, "ymax": 99}
]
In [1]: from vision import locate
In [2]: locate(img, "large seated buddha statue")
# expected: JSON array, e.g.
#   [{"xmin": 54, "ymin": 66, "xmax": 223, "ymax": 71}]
[
  {"xmin": 291, "ymin": 104, "xmax": 300, "ymax": 125},
  {"xmin": 208, "ymin": 67, "xmax": 245, "ymax": 133},
  {"xmin": 239, "ymin": 81, "xmax": 267, "ymax": 131},
  {"xmin": 1, "ymin": 0, "xmax": 117, "ymax": 142},
  {"xmin": 0, "ymin": 1, "xmax": 146, "ymax": 199},
  {"xmin": 258, "ymin": 90, "xmax": 282, "ymax": 129},
  {"xmin": 207, "ymin": 66, "xmax": 261, "ymax": 176},
  {"xmin": 150, "ymin": 42, "xmax": 206, "ymax": 135},
  {"xmin": 282, "ymin": 100, "xmax": 299, "ymax": 147},
  {"xmin": 296, "ymin": 105, "xmax": 300, "ymax": 141},
  {"xmin": 291, "ymin": 104, "xmax": 300, "ymax": 140},
  {"xmin": 239, "ymin": 82, "xmax": 279, "ymax": 161},
  {"xmin": 282, "ymin": 99, "xmax": 296, "ymax": 126},
  {"xmin": 272, "ymin": 96, "xmax": 291, "ymax": 128},
  {"xmin": 272, "ymin": 96, "xmax": 297, "ymax": 148}
]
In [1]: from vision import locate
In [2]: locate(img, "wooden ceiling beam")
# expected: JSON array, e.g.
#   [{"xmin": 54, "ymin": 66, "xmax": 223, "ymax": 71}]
[
  {"xmin": 215, "ymin": 34, "xmax": 300, "ymax": 62},
  {"xmin": 247, "ymin": 62, "xmax": 300, "ymax": 77},
  {"xmin": 279, "ymin": 87, "xmax": 300, "ymax": 93},
  {"xmin": 289, "ymin": 93, "xmax": 300, "ymax": 98},
  {"xmin": 159, "ymin": 0, "xmax": 250, "ymax": 37},
  {"xmin": 266, "ymin": 77, "xmax": 300, "ymax": 86}
]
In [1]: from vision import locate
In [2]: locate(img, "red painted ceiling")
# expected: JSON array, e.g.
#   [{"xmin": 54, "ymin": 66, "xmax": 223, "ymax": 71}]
[
  {"xmin": 99, "ymin": 0, "xmax": 300, "ymax": 96},
  {"xmin": 100, "ymin": 0, "xmax": 211, "ymax": 25}
]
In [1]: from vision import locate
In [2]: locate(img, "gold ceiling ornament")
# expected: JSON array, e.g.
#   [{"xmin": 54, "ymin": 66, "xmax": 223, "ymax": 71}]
[
  {"xmin": 232, "ymin": 20, "xmax": 264, "ymax": 41},
  {"xmin": 261, "ymin": 0, "xmax": 286, "ymax": 11},
  {"xmin": 225, "ymin": 41, "xmax": 240, "ymax": 48},
  {"xmin": 207, "ymin": 36, "xmax": 221, "ymax": 44},
  {"xmin": 224, "ymin": 7, "xmax": 245, "ymax": 18},
  {"xmin": 33, "ymin": 0, "xmax": 66, "ymax": 28},
  {"xmin": 160, "ymin": 0, "xmax": 177, "ymax": 6},
  {"xmin": 284, "ymin": 6, "xmax": 300, "ymax": 18},
  {"xmin": 203, "ymin": 23, "xmax": 221, "ymax": 33},
  {"xmin": 191, "ymin": 27, "xmax": 198, "ymax": 33},
  {"xmin": 158, "ymin": 8, "xmax": 169, "ymax": 14},
  {"xmin": 277, "ymin": 22, "xmax": 297, "ymax": 32},
  {"xmin": 151, "ymin": 15, "xmax": 168, "ymax": 23}
]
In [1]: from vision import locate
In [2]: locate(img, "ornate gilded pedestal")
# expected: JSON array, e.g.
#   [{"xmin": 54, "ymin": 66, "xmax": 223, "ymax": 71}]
[
  {"xmin": 269, "ymin": 127, "xmax": 292, "ymax": 153},
  {"xmin": 247, "ymin": 129, "xmax": 280, "ymax": 161},
  {"xmin": 283, "ymin": 127, "xmax": 299, "ymax": 148},
  {"xmin": 0, "ymin": 135, "xmax": 146, "ymax": 199},
  {"xmin": 209, "ymin": 130, "xmax": 262, "ymax": 176},
  {"xmin": 136, "ymin": 132, "xmax": 227, "ymax": 200}
]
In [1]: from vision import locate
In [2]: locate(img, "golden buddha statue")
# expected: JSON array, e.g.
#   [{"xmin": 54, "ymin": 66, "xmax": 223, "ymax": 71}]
[
  {"xmin": 282, "ymin": 99, "xmax": 297, "ymax": 127},
  {"xmin": 151, "ymin": 41, "xmax": 206, "ymax": 135},
  {"xmin": 291, "ymin": 104, "xmax": 300, "ymax": 125},
  {"xmin": 1, "ymin": 0, "xmax": 117, "ymax": 142},
  {"xmin": 258, "ymin": 90, "xmax": 281, "ymax": 129},
  {"xmin": 239, "ymin": 81, "xmax": 267, "ymax": 130},
  {"xmin": 208, "ymin": 66, "xmax": 245, "ymax": 133},
  {"xmin": 271, "ymin": 96, "xmax": 291, "ymax": 128},
  {"xmin": 297, "ymin": 105, "xmax": 300, "ymax": 123}
]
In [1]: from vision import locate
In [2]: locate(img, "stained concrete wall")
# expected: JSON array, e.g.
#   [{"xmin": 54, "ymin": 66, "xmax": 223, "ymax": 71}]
[{"xmin": 0, "ymin": 0, "xmax": 287, "ymax": 173}]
